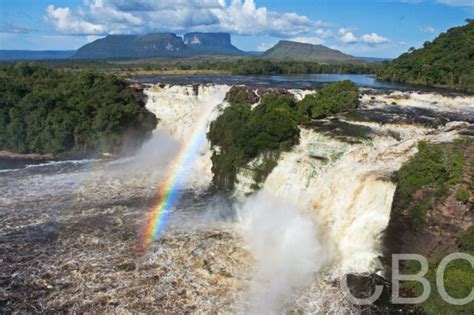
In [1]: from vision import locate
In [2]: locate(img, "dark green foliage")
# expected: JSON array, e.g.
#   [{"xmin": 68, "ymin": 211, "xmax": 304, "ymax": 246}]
[
  {"xmin": 103, "ymin": 57, "xmax": 380, "ymax": 75},
  {"xmin": 402, "ymin": 255, "xmax": 474, "ymax": 314},
  {"xmin": 225, "ymin": 86, "xmax": 259, "ymax": 106},
  {"xmin": 209, "ymin": 94, "xmax": 300, "ymax": 191},
  {"xmin": 222, "ymin": 59, "xmax": 379, "ymax": 75},
  {"xmin": 392, "ymin": 140, "xmax": 468, "ymax": 227},
  {"xmin": 378, "ymin": 21, "xmax": 474, "ymax": 91},
  {"xmin": 297, "ymin": 80, "xmax": 359, "ymax": 119},
  {"xmin": 209, "ymin": 81, "xmax": 360, "ymax": 191},
  {"xmin": 1, "ymin": 56, "xmax": 382, "ymax": 76},
  {"xmin": 0, "ymin": 63, "xmax": 157, "ymax": 156},
  {"xmin": 458, "ymin": 225, "xmax": 474, "ymax": 252},
  {"xmin": 252, "ymin": 154, "xmax": 279, "ymax": 189},
  {"xmin": 393, "ymin": 139, "xmax": 473, "ymax": 314},
  {"xmin": 455, "ymin": 188, "xmax": 470, "ymax": 203}
]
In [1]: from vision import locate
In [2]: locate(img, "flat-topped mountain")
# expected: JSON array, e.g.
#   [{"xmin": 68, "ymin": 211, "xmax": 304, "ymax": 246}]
[
  {"xmin": 73, "ymin": 33, "xmax": 189, "ymax": 59},
  {"xmin": 73, "ymin": 32, "xmax": 247, "ymax": 59},
  {"xmin": 183, "ymin": 32, "xmax": 245, "ymax": 55},
  {"xmin": 262, "ymin": 40, "xmax": 361, "ymax": 63}
]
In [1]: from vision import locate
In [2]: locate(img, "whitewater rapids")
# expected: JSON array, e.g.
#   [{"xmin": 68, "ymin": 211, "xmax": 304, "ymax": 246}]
[
  {"xmin": 143, "ymin": 83, "xmax": 471, "ymax": 313},
  {"xmin": 1, "ymin": 82, "xmax": 471, "ymax": 314}
]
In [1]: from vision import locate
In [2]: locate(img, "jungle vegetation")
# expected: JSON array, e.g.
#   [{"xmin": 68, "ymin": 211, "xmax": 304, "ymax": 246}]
[
  {"xmin": 378, "ymin": 20, "xmax": 474, "ymax": 91},
  {"xmin": 393, "ymin": 138, "xmax": 473, "ymax": 314},
  {"xmin": 0, "ymin": 63, "xmax": 157, "ymax": 157},
  {"xmin": 208, "ymin": 80, "xmax": 360, "ymax": 191},
  {"xmin": 392, "ymin": 139, "xmax": 468, "ymax": 228},
  {"xmin": 1, "ymin": 57, "xmax": 382, "ymax": 76}
]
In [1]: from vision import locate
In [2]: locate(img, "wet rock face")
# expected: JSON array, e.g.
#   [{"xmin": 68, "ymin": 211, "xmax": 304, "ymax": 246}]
[
  {"xmin": 342, "ymin": 273, "xmax": 419, "ymax": 314},
  {"xmin": 183, "ymin": 32, "xmax": 244, "ymax": 55},
  {"xmin": 129, "ymin": 83, "xmax": 147, "ymax": 107},
  {"xmin": 256, "ymin": 87, "xmax": 295, "ymax": 98},
  {"xmin": 224, "ymin": 86, "xmax": 300, "ymax": 106},
  {"xmin": 183, "ymin": 32, "xmax": 231, "ymax": 49},
  {"xmin": 225, "ymin": 86, "xmax": 259, "ymax": 105},
  {"xmin": 381, "ymin": 137, "xmax": 474, "ymax": 308},
  {"xmin": 305, "ymin": 118, "xmax": 373, "ymax": 144},
  {"xmin": 346, "ymin": 105, "xmax": 473, "ymax": 128}
]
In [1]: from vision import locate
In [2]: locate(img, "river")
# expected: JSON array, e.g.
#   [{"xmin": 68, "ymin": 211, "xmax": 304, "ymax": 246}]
[{"xmin": 1, "ymin": 75, "xmax": 473, "ymax": 313}]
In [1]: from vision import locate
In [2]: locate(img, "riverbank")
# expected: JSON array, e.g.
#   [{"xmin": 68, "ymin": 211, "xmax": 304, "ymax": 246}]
[{"xmin": 0, "ymin": 151, "xmax": 54, "ymax": 170}]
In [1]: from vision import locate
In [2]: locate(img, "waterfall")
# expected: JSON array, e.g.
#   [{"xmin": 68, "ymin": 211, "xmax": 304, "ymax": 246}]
[
  {"xmin": 144, "ymin": 84, "xmax": 230, "ymax": 189},
  {"xmin": 360, "ymin": 88, "xmax": 474, "ymax": 113},
  {"xmin": 141, "ymin": 83, "xmax": 469, "ymax": 312},
  {"xmin": 232, "ymin": 91, "xmax": 467, "ymax": 311}
]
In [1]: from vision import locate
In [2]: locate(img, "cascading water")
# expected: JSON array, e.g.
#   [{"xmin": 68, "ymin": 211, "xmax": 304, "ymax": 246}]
[
  {"xmin": 3, "ymin": 82, "xmax": 471, "ymax": 314},
  {"xmin": 142, "ymin": 83, "xmax": 471, "ymax": 313},
  {"xmin": 145, "ymin": 84, "xmax": 230, "ymax": 190}
]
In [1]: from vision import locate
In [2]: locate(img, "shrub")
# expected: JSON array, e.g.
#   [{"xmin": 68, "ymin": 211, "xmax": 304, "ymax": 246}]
[
  {"xmin": 402, "ymin": 254, "xmax": 474, "ymax": 314},
  {"xmin": 392, "ymin": 139, "xmax": 468, "ymax": 228},
  {"xmin": 455, "ymin": 188, "xmax": 470, "ymax": 203},
  {"xmin": 297, "ymin": 80, "xmax": 359, "ymax": 120},
  {"xmin": 458, "ymin": 225, "xmax": 474, "ymax": 252}
]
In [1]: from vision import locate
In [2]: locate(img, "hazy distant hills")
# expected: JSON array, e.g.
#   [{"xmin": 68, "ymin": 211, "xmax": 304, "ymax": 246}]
[
  {"xmin": 73, "ymin": 32, "xmax": 246, "ymax": 59},
  {"xmin": 73, "ymin": 33, "xmax": 190, "ymax": 59},
  {"xmin": 183, "ymin": 32, "xmax": 245, "ymax": 56},
  {"xmin": 262, "ymin": 40, "xmax": 361, "ymax": 63},
  {"xmin": 72, "ymin": 36, "xmax": 364, "ymax": 62},
  {"xmin": 0, "ymin": 50, "xmax": 75, "ymax": 60},
  {"xmin": 0, "ymin": 32, "xmax": 375, "ymax": 62}
]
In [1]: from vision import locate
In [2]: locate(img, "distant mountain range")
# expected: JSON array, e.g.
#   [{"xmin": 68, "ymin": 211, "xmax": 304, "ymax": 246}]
[
  {"xmin": 183, "ymin": 32, "xmax": 244, "ymax": 56},
  {"xmin": 0, "ymin": 32, "xmax": 381, "ymax": 63},
  {"xmin": 261, "ymin": 40, "xmax": 360, "ymax": 63},
  {"xmin": 0, "ymin": 50, "xmax": 75, "ymax": 60},
  {"xmin": 73, "ymin": 32, "xmax": 245, "ymax": 59}
]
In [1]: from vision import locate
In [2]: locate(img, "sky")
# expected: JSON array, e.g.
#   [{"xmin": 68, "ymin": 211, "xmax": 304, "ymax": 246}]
[{"xmin": 0, "ymin": 0, "xmax": 472, "ymax": 58}]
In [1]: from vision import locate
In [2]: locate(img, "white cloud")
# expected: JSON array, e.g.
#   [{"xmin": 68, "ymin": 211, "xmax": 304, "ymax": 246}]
[
  {"xmin": 86, "ymin": 35, "xmax": 104, "ymax": 42},
  {"xmin": 257, "ymin": 41, "xmax": 276, "ymax": 51},
  {"xmin": 361, "ymin": 33, "xmax": 390, "ymax": 44},
  {"xmin": 315, "ymin": 28, "xmax": 333, "ymax": 39},
  {"xmin": 288, "ymin": 37, "xmax": 325, "ymax": 45},
  {"xmin": 338, "ymin": 27, "xmax": 352, "ymax": 35},
  {"xmin": 46, "ymin": 5, "xmax": 108, "ymax": 34},
  {"xmin": 337, "ymin": 27, "xmax": 358, "ymax": 43},
  {"xmin": 420, "ymin": 26, "xmax": 437, "ymax": 33},
  {"xmin": 0, "ymin": 32, "xmax": 96, "ymax": 50},
  {"xmin": 329, "ymin": 41, "xmax": 404, "ymax": 58},
  {"xmin": 340, "ymin": 32, "xmax": 358, "ymax": 43},
  {"xmin": 1, "ymin": 22, "xmax": 36, "ymax": 33},
  {"xmin": 392, "ymin": 0, "xmax": 473, "ymax": 6},
  {"xmin": 436, "ymin": 0, "xmax": 474, "ymax": 7},
  {"xmin": 44, "ymin": 0, "xmax": 330, "ymax": 37}
]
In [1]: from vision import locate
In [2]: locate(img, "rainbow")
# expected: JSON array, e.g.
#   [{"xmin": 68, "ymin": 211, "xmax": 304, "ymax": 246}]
[{"xmin": 139, "ymin": 111, "xmax": 210, "ymax": 254}]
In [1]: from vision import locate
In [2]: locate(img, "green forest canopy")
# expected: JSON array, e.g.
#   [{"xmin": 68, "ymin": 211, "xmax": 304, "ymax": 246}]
[
  {"xmin": 0, "ymin": 63, "xmax": 157, "ymax": 157},
  {"xmin": 378, "ymin": 20, "xmax": 474, "ymax": 91},
  {"xmin": 208, "ymin": 80, "xmax": 360, "ymax": 191}
]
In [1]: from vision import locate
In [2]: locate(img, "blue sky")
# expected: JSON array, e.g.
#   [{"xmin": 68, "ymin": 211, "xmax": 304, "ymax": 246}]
[{"xmin": 0, "ymin": 0, "xmax": 472, "ymax": 57}]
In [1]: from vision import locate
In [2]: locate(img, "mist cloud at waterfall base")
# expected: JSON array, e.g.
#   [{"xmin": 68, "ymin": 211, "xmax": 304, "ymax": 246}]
[
  {"xmin": 99, "ymin": 129, "xmax": 182, "ymax": 188},
  {"xmin": 118, "ymin": 130, "xmax": 180, "ymax": 177},
  {"xmin": 237, "ymin": 190, "xmax": 331, "ymax": 314}
]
